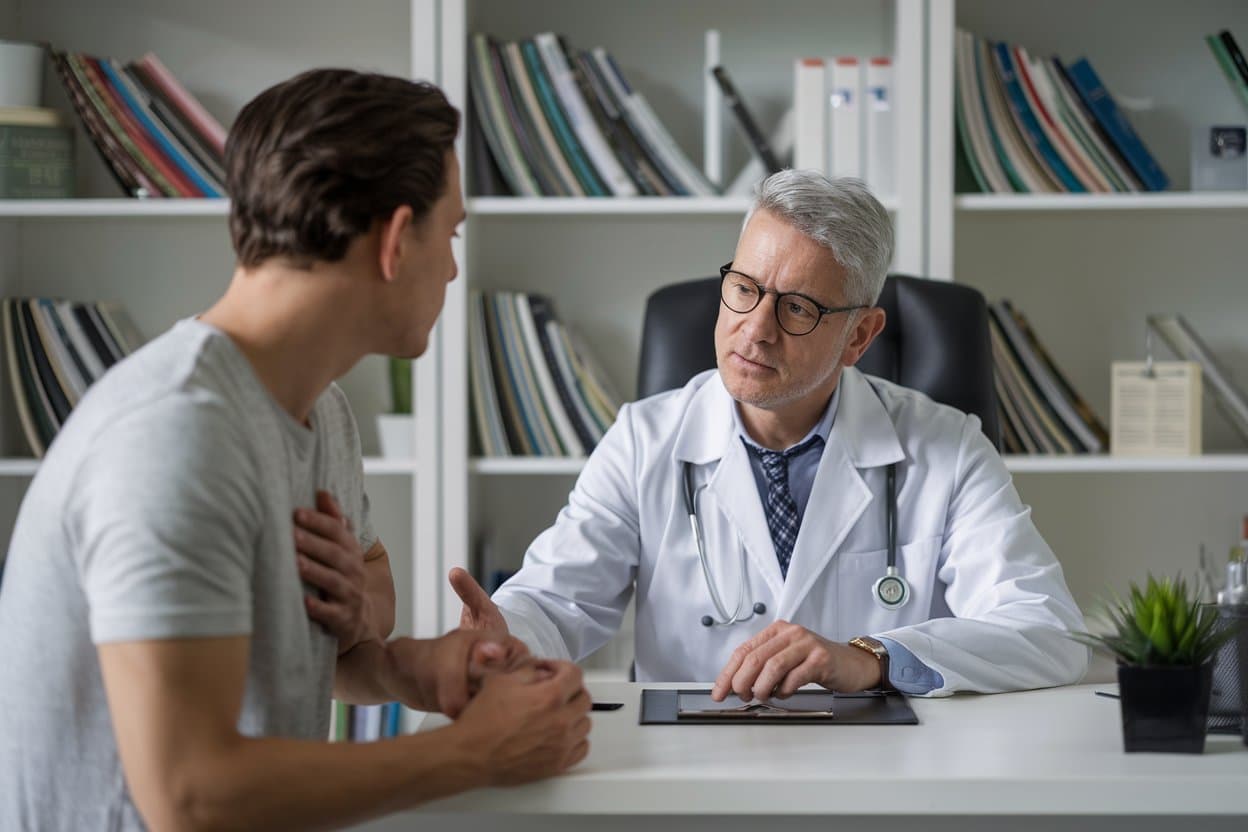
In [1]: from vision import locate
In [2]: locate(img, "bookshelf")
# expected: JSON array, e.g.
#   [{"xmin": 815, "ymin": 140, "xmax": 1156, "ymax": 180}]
[
  {"xmin": 931, "ymin": 0, "xmax": 1248, "ymax": 610},
  {"xmin": 440, "ymin": 0, "xmax": 926, "ymax": 671},
  {"xmin": 0, "ymin": 0, "xmax": 438, "ymax": 639},
  {"xmin": 3, "ymin": 0, "xmax": 1246, "ymax": 681}
]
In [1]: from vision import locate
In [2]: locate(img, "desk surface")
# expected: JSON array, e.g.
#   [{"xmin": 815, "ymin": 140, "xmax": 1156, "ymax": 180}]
[{"xmin": 415, "ymin": 682, "xmax": 1248, "ymax": 816}]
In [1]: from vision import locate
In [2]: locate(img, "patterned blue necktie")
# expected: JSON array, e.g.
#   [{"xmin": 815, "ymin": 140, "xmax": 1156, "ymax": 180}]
[{"xmin": 751, "ymin": 435, "xmax": 824, "ymax": 579}]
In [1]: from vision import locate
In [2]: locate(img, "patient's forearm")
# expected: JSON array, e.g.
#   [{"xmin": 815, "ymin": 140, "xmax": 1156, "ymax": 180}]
[{"xmin": 157, "ymin": 724, "xmax": 482, "ymax": 832}]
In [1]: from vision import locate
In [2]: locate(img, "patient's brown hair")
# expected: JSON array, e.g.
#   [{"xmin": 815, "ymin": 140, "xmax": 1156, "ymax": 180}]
[{"xmin": 225, "ymin": 69, "xmax": 459, "ymax": 268}]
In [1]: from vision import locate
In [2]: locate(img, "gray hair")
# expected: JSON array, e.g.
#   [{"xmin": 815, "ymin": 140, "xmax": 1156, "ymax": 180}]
[{"xmin": 742, "ymin": 170, "xmax": 894, "ymax": 306}]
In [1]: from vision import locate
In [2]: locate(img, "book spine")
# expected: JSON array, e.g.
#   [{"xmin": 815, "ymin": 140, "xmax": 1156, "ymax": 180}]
[
  {"xmin": 529, "ymin": 295, "xmax": 596, "ymax": 451},
  {"xmin": 992, "ymin": 43, "xmax": 1085, "ymax": 192},
  {"xmin": 712, "ymin": 65, "xmax": 782, "ymax": 173},
  {"xmin": 1012, "ymin": 46, "xmax": 1108, "ymax": 192},
  {"xmin": 827, "ymin": 57, "xmax": 862, "ymax": 179},
  {"xmin": 1205, "ymin": 34, "xmax": 1248, "ymax": 116},
  {"xmin": 4, "ymin": 299, "xmax": 47, "ymax": 457},
  {"xmin": 973, "ymin": 36, "xmax": 1033, "ymax": 192},
  {"xmin": 864, "ymin": 57, "xmax": 895, "ymax": 197},
  {"xmin": 467, "ymin": 35, "xmax": 539, "ymax": 196},
  {"xmin": 520, "ymin": 39, "xmax": 607, "ymax": 196},
  {"xmin": 1065, "ymin": 57, "xmax": 1169, "ymax": 191},
  {"xmin": 953, "ymin": 30, "xmax": 1009, "ymax": 193},
  {"xmin": 581, "ymin": 49, "xmax": 684, "ymax": 195},
  {"xmin": 136, "ymin": 53, "xmax": 228, "ymax": 155},
  {"xmin": 98, "ymin": 58, "xmax": 222, "ymax": 196},
  {"xmin": 482, "ymin": 292, "xmax": 533, "ymax": 454},
  {"xmin": 566, "ymin": 46, "xmax": 656, "ymax": 195},
  {"xmin": 502, "ymin": 41, "xmax": 581, "ymax": 196},
  {"xmin": 20, "ymin": 300, "xmax": 71, "ymax": 429},
  {"xmin": 793, "ymin": 58, "xmax": 827, "ymax": 173},
  {"xmin": 1219, "ymin": 31, "xmax": 1248, "ymax": 87},
  {"xmin": 76, "ymin": 54, "xmax": 193, "ymax": 196},
  {"xmin": 535, "ymin": 33, "xmax": 638, "ymax": 196}
]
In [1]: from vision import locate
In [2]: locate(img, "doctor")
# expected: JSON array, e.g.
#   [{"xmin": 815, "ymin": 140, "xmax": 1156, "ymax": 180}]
[{"xmin": 452, "ymin": 170, "xmax": 1088, "ymax": 700}]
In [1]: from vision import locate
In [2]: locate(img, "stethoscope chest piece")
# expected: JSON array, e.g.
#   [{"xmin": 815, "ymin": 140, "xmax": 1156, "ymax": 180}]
[{"xmin": 872, "ymin": 565, "xmax": 911, "ymax": 610}]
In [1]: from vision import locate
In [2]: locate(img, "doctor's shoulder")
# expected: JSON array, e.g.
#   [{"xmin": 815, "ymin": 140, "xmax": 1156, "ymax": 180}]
[{"xmin": 866, "ymin": 375, "xmax": 987, "ymax": 461}]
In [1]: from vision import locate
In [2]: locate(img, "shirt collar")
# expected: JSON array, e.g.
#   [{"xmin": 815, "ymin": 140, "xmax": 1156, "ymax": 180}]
[{"xmin": 732, "ymin": 384, "xmax": 841, "ymax": 454}]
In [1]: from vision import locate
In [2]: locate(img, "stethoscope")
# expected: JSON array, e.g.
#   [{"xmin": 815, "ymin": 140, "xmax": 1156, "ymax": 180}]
[{"xmin": 684, "ymin": 458, "xmax": 911, "ymax": 628}]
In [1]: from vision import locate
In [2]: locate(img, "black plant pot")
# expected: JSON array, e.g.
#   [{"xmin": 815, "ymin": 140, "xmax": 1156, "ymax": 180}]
[{"xmin": 1117, "ymin": 662, "xmax": 1213, "ymax": 753}]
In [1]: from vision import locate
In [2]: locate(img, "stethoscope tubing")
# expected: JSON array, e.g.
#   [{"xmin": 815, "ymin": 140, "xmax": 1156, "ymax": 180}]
[{"xmin": 685, "ymin": 458, "xmax": 905, "ymax": 626}]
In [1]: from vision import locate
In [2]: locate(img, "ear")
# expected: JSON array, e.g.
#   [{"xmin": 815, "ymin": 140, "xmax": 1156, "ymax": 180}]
[
  {"xmin": 377, "ymin": 205, "xmax": 415, "ymax": 283},
  {"xmin": 840, "ymin": 307, "xmax": 886, "ymax": 367}
]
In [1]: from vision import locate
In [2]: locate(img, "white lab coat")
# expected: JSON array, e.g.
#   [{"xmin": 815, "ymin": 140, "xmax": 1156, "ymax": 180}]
[{"xmin": 494, "ymin": 367, "xmax": 1088, "ymax": 695}]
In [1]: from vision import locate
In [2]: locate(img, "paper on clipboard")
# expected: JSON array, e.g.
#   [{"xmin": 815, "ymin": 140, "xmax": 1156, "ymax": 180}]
[{"xmin": 677, "ymin": 692, "xmax": 838, "ymax": 718}]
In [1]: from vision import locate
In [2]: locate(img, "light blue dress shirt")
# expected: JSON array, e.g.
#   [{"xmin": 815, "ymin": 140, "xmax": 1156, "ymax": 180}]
[{"xmin": 732, "ymin": 389, "xmax": 945, "ymax": 695}]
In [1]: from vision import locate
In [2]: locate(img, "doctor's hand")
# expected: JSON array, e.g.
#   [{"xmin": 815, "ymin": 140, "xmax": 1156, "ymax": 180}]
[
  {"xmin": 450, "ymin": 567, "xmax": 510, "ymax": 633},
  {"xmin": 382, "ymin": 629, "xmax": 531, "ymax": 717},
  {"xmin": 451, "ymin": 660, "xmax": 592, "ymax": 786},
  {"xmin": 711, "ymin": 621, "xmax": 882, "ymax": 702}
]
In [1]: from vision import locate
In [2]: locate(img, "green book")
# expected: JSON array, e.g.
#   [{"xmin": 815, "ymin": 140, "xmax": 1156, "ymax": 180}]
[
  {"xmin": 1206, "ymin": 34, "xmax": 1248, "ymax": 116},
  {"xmin": 0, "ymin": 124, "xmax": 74, "ymax": 198}
]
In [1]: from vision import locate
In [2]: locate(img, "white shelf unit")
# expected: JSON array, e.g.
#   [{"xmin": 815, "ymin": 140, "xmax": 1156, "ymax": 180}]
[
  {"xmin": 0, "ymin": 199, "xmax": 230, "ymax": 217},
  {"xmin": 439, "ymin": 0, "xmax": 927, "ymax": 639},
  {"xmin": 956, "ymin": 192, "xmax": 1248, "ymax": 212},
  {"xmin": 5, "ymin": 0, "xmax": 1245, "ymax": 661},
  {"xmin": 930, "ymin": 0, "xmax": 1248, "ymax": 611},
  {"xmin": 470, "ymin": 195, "xmax": 900, "ymax": 216},
  {"xmin": 0, "ymin": 0, "xmax": 439, "ymax": 639}
]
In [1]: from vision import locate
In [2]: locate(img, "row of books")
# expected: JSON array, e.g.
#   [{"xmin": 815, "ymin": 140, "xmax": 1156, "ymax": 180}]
[
  {"xmin": 955, "ymin": 30, "xmax": 1169, "ymax": 194},
  {"xmin": 469, "ymin": 290, "xmax": 621, "ymax": 457},
  {"xmin": 2, "ymin": 298, "xmax": 145, "ymax": 457},
  {"xmin": 51, "ymin": 49, "xmax": 228, "ymax": 198},
  {"xmin": 1205, "ymin": 29, "xmax": 1248, "ymax": 116},
  {"xmin": 989, "ymin": 300, "xmax": 1110, "ymax": 455},
  {"xmin": 793, "ymin": 56, "xmax": 895, "ymax": 196},
  {"xmin": 330, "ymin": 701, "xmax": 403, "ymax": 742},
  {"xmin": 468, "ymin": 32, "xmax": 716, "ymax": 197}
]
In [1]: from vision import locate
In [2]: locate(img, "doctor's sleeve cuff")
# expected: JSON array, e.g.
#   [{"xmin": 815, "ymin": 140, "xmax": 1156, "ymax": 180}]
[{"xmin": 877, "ymin": 636, "xmax": 944, "ymax": 695}]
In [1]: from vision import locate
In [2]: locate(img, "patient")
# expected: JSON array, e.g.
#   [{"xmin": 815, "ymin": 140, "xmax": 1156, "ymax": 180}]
[{"xmin": 0, "ymin": 68, "xmax": 589, "ymax": 831}]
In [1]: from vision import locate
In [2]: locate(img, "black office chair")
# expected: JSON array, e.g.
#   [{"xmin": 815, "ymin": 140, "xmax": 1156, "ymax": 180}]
[{"xmin": 636, "ymin": 274, "xmax": 1001, "ymax": 448}]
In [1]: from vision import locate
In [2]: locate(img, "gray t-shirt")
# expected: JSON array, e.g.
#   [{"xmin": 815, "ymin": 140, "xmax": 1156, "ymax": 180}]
[{"xmin": 0, "ymin": 318, "xmax": 375, "ymax": 831}]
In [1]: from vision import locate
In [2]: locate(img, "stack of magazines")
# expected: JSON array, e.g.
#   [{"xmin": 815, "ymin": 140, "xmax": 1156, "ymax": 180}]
[
  {"xmin": 3, "ymin": 298, "xmax": 145, "ymax": 457},
  {"xmin": 989, "ymin": 300, "xmax": 1109, "ymax": 455},
  {"xmin": 955, "ymin": 29, "xmax": 1168, "ymax": 193},
  {"xmin": 468, "ymin": 32, "xmax": 716, "ymax": 197},
  {"xmin": 469, "ymin": 290, "xmax": 620, "ymax": 457},
  {"xmin": 51, "ymin": 50, "xmax": 227, "ymax": 198}
]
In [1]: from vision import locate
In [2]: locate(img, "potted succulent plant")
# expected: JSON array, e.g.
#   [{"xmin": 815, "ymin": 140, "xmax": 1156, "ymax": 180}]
[
  {"xmin": 1074, "ymin": 575, "xmax": 1234, "ymax": 753},
  {"xmin": 376, "ymin": 357, "xmax": 413, "ymax": 459}
]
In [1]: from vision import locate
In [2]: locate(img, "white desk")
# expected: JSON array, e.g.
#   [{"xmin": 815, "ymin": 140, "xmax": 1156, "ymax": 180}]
[{"xmin": 352, "ymin": 682, "xmax": 1247, "ymax": 832}]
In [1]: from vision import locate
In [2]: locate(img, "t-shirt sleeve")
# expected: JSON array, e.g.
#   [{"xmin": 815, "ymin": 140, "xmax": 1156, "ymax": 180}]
[{"xmin": 67, "ymin": 399, "xmax": 265, "ymax": 644}]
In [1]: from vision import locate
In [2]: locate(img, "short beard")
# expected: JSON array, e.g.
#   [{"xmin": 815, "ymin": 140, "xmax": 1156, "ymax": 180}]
[{"xmin": 727, "ymin": 316, "xmax": 855, "ymax": 411}]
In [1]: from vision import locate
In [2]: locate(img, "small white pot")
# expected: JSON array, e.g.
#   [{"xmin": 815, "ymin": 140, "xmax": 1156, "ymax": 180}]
[
  {"xmin": 376, "ymin": 413, "xmax": 414, "ymax": 459},
  {"xmin": 0, "ymin": 40, "xmax": 45, "ymax": 108}
]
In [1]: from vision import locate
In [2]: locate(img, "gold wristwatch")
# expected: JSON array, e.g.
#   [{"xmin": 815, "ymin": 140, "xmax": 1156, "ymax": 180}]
[{"xmin": 848, "ymin": 635, "xmax": 893, "ymax": 691}]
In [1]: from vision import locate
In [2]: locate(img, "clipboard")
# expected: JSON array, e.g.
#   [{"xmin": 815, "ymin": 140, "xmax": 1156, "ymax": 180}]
[{"xmin": 640, "ymin": 689, "xmax": 919, "ymax": 725}]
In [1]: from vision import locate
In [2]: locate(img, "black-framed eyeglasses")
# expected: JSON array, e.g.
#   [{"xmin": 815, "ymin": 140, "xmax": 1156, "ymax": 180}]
[{"xmin": 719, "ymin": 262, "xmax": 869, "ymax": 337}]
